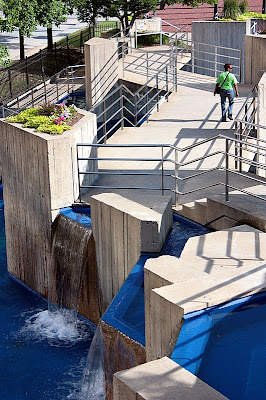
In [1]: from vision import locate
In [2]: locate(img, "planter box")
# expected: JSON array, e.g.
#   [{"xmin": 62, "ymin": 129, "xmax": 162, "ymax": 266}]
[{"xmin": 0, "ymin": 109, "xmax": 98, "ymax": 297}]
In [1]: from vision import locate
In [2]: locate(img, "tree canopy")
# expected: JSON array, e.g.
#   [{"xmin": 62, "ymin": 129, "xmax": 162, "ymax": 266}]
[{"xmin": 75, "ymin": 0, "xmax": 217, "ymax": 30}]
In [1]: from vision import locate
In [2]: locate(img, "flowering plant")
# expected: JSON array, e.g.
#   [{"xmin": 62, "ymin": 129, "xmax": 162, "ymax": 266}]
[
  {"xmin": 49, "ymin": 104, "xmax": 77, "ymax": 126},
  {"xmin": 6, "ymin": 103, "xmax": 78, "ymax": 135}
]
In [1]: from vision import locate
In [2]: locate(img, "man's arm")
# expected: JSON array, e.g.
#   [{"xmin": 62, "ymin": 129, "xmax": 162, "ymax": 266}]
[{"xmin": 234, "ymin": 83, "xmax": 239, "ymax": 97}]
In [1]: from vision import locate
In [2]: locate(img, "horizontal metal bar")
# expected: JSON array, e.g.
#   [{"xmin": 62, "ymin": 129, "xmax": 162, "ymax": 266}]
[
  {"xmin": 80, "ymin": 185, "xmax": 172, "ymax": 191},
  {"xmin": 79, "ymin": 171, "xmax": 173, "ymax": 176}
]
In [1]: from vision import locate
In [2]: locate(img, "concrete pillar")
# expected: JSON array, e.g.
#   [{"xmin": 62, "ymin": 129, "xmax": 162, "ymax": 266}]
[
  {"xmin": 84, "ymin": 37, "xmax": 119, "ymax": 109},
  {"xmin": 0, "ymin": 110, "xmax": 97, "ymax": 297}
]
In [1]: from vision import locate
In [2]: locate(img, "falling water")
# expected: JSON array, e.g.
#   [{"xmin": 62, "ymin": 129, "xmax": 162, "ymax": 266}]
[
  {"xmin": 21, "ymin": 213, "xmax": 97, "ymax": 344},
  {"xmin": 69, "ymin": 323, "xmax": 106, "ymax": 399}
]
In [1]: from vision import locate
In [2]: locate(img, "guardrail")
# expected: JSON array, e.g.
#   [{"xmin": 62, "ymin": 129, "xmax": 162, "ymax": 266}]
[
  {"xmin": 76, "ymin": 133, "xmax": 266, "ymax": 205},
  {"xmin": 0, "ymin": 64, "xmax": 85, "ymax": 118}
]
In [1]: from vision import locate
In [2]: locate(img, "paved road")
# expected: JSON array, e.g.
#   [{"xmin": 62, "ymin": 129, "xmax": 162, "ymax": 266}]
[{"xmin": 0, "ymin": 14, "xmax": 88, "ymax": 60}]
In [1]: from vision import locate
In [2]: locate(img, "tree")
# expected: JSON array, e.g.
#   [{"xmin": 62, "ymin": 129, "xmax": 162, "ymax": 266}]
[
  {"xmin": 0, "ymin": 0, "xmax": 38, "ymax": 59},
  {"xmin": 75, "ymin": 0, "xmax": 216, "ymax": 32},
  {"xmin": 73, "ymin": 0, "xmax": 103, "ymax": 26},
  {"xmin": 35, "ymin": 0, "xmax": 68, "ymax": 50},
  {"xmin": 0, "ymin": 44, "xmax": 11, "ymax": 67}
]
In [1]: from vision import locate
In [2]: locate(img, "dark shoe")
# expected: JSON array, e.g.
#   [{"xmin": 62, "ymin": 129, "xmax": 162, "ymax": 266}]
[
  {"xmin": 221, "ymin": 118, "xmax": 227, "ymax": 122},
  {"xmin": 228, "ymin": 114, "xmax": 233, "ymax": 120}
]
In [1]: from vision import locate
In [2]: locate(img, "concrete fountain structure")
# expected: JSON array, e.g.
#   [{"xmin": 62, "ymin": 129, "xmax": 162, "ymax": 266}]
[{"xmin": 1, "ymin": 34, "xmax": 266, "ymax": 399}]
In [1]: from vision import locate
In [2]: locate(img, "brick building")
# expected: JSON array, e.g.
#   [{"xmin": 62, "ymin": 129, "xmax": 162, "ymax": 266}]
[{"xmin": 152, "ymin": 0, "xmax": 263, "ymax": 31}]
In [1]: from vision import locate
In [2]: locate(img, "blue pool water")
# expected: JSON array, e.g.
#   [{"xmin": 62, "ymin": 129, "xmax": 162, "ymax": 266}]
[
  {"xmin": 171, "ymin": 292, "xmax": 266, "ymax": 400},
  {"xmin": 0, "ymin": 185, "xmax": 95, "ymax": 399},
  {"xmin": 102, "ymin": 215, "xmax": 210, "ymax": 346}
]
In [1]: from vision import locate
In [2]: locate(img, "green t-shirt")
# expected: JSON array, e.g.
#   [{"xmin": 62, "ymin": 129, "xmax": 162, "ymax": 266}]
[{"xmin": 217, "ymin": 72, "xmax": 238, "ymax": 90}]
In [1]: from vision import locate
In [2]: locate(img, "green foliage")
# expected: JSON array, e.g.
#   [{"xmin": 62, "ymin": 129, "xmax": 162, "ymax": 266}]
[
  {"xmin": 239, "ymin": 0, "xmax": 247, "ymax": 14},
  {"xmin": 0, "ymin": 44, "xmax": 11, "ymax": 67},
  {"xmin": 36, "ymin": 123, "xmax": 71, "ymax": 134},
  {"xmin": 23, "ymin": 115, "xmax": 51, "ymax": 128},
  {"xmin": 5, "ymin": 103, "xmax": 77, "ymax": 135},
  {"xmin": 0, "ymin": 0, "xmax": 38, "ymax": 36},
  {"xmin": 137, "ymin": 34, "xmax": 169, "ymax": 47},
  {"xmin": 220, "ymin": 12, "xmax": 266, "ymax": 21},
  {"xmin": 6, "ymin": 108, "xmax": 40, "ymax": 123},
  {"xmin": 223, "ymin": 0, "xmax": 240, "ymax": 19},
  {"xmin": 35, "ymin": 0, "xmax": 68, "ymax": 28}
]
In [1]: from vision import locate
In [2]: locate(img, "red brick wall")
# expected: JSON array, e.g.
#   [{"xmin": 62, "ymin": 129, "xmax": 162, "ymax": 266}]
[{"xmin": 152, "ymin": 0, "xmax": 263, "ymax": 32}]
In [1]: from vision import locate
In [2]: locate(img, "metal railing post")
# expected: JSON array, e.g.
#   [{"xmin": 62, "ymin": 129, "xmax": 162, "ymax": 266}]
[
  {"xmin": 122, "ymin": 46, "xmax": 125, "ymax": 79},
  {"xmin": 234, "ymin": 121, "xmax": 238, "ymax": 170},
  {"xmin": 156, "ymin": 75, "xmax": 159, "ymax": 112},
  {"xmin": 134, "ymin": 98, "xmax": 137, "ymax": 126},
  {"xmin": 225, "ymin": 138, "xmax": 229, "ymax": 202},
  {"xmin": 191, "ymin": 43, "xmax": 195, "ymax": 73},
  {"xmin": 67, "ymin": 35, "xmax": 70, "ymax": 64},
  {"xmin": 175, "ymin": 147, "xmax": 179, "ymax": 206},
  {"xmin": 146, "ymin": 52, "xmax": 149, "ymax": 80},
  {"xmin": 76, "ymin": 145, "xmax": 82, "ymax": 203},
  {"xmin": 166, "ymin": 66, "xmax": 169, "ymax": 102},
  {"xmin": 161, "ymin": 146, "xmax": 164, "ymax": 195},
  {"xmin": 214, "ymin": 46, "xmax": 218, "ymax": 78},
  {"xmin": 25, "ymin": 56, "xmax": 29, "ymax": 87},
  {"xmin": 103, "ymin": 100, "xmax": 107, "ymax": 143},
  {"xmin": 239, "ymin": 122, "xmax": 243, "ymax": 173},
  {"xmin": 145, "ymin": 86, "xmax": 149, "ymax": 123},
  {"xmin": 120, "ymin": 87, "xmax": 124, "ymax": 129},
  {"xmin": 8, "ymin": 67, "xmax": 12, "ymax": 98},
  {"xmin": 71, "ymin": 66, "xmax": 74, "ymax": 92}
]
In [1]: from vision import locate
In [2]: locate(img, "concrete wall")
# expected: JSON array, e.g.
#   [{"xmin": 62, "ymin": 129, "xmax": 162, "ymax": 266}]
[
  {"xmin": 191, "ymin": 21, "xmax": 249, "ymax": 82},
  {"xmin": 101, "ymin": 320, "xmax": 146, "ymax": 400},
  {"xmin": 90, "ymin": 193, "xmax": 172, "ymax": 315},
  {"xmin": 245, "ymin": 35, "xmax": 266, "ymax": 84},
  {"xmin": 84, "ymin": 38, "xmax": 119, "ymax": 109},
  {"xmin": 0, "ymin": 110, "xmax": 97, "ymax": 297}
]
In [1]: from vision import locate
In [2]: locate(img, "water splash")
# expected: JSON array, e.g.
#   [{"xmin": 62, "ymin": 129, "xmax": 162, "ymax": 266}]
[{"xmin": 20, "ymin": 308, "xmax": 95, "ymax": 346}]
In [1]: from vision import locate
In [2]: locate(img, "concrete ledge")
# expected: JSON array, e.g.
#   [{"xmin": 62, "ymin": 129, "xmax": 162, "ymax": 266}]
[{"xmin": 113, "ymin": 357, "xmax": 228, "ymax": 400}]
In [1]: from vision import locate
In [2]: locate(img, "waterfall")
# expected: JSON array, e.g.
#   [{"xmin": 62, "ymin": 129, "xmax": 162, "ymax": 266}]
[
  {"xmin": 78, "ymin": 324, "xmax": 106, "ymax": 399},
  {"xmin": 49, "ymin": 213, "xmax": 100, "ymax": 324},
  {"xmin": 21, "ymin": 213, "xmax": 99, "ymax": 344},
  {"xmin": 49, "ymin": 213, "xmax": 92, "ymax": 314}
]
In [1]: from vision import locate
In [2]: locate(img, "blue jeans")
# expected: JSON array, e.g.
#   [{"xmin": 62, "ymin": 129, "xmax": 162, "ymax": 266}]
[{"xmin": 220, "ymin": 89, "xmax": 234, "ymax": 121}]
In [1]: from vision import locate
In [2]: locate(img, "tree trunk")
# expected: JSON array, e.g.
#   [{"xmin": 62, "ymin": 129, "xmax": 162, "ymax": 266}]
[
  {"xmin": 19, "ymin": 30, "xmax": 25, "ymax": 60},
  {"xmin": 47, "ymin": 27, "xmax": 53, "ymax": 50}
]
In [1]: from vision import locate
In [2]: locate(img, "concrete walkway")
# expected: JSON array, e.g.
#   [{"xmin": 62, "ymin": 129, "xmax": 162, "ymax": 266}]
[{"xmin": 83, "ymin": 67, "xmax": 264, "ymax": 210}]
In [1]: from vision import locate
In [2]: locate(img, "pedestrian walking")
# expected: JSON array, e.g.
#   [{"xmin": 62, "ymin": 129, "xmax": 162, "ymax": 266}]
[{"xmin": 214, "ymin": 63, "xmax": 239, "ymax": 122}]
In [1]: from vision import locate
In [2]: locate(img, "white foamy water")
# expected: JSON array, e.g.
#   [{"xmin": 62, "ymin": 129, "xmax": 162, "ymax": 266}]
[{"xmin": 20, "ymin": 309, "xmax": 95, "ymax": 345}]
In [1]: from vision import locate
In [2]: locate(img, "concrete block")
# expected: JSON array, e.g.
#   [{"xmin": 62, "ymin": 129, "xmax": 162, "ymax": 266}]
[
  {"xmin": 144, "ymin": 255, "xmax": 206, "ymax": 361},
  {"xmin": 91, "ymin": 193, "xmax": 172, "ymax": 314},
  {"xmin": 84, "ymin": 37, "xmax": 118, "ymax": 108},
  {"xmin": 113, "ymin": 357, "xmax": 228, "ymax": 400}
]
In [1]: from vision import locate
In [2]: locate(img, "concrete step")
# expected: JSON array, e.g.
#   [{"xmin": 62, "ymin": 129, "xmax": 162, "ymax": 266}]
[{"xmin": 178, "ymin": 198, "xmax": 208, "ymax": 225}]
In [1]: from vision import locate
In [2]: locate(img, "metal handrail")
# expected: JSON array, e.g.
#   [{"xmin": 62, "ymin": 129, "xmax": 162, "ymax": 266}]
[{"xmin": 76, "ymin": 133, "xmax": 266, "ymax": 205}]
